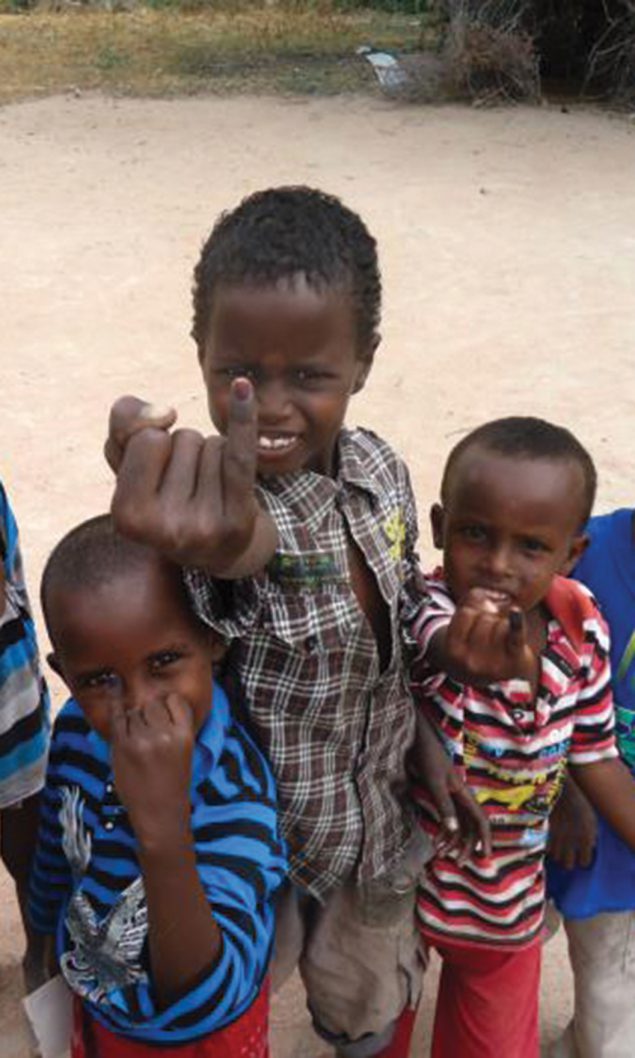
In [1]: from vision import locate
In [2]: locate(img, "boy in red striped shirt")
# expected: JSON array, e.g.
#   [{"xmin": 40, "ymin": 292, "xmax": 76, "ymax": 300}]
[{"xmin": 412, "ymin": 417, "xmax": 635, "ymax": 1058}]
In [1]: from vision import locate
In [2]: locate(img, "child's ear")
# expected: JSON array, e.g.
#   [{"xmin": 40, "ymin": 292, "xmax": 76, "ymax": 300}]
[
  {"xmin": 352, "ymin": 336, "xmax": 380, "ymax": 394},
  {"xmin": 47, "ymin": 651, "xmax": 65, "ymax": 681},
  {"xmin": 208, "ymin": 634, "xmax": 228, "ymax": 666},
  {"xmin": 430, "ymin": 503, "xmax": 445, "ymax": 550},
  {"xmin": 559, "ymin": 532, "xmax": 589, "ymax": 576}
]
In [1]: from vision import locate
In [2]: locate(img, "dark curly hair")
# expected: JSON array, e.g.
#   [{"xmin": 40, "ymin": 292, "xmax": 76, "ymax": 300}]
[
  {"xmin": 191, "ymin": 186, "xmax": 381, "ymax": 358},
  {"xmin": 441, "ymin": 416, "xmax": 597, "ymax": 526}
]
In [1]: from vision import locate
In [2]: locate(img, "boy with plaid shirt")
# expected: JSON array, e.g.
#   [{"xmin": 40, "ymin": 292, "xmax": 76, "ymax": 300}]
[{"xmin": 105, "ymin": 187, "xmax": 486, "ymax": 1057}]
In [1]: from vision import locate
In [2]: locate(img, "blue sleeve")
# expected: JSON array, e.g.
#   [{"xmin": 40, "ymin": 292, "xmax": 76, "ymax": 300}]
[
  {"xmin": 0, "ymin": 482, "xmax": 50, "ymax": 806},
  {"xmin": 91, "ymin": 726, "xmax": 287, "ymax": 1043}
]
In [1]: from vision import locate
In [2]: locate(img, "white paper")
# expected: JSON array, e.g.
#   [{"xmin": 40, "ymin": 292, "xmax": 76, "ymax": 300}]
[{"xmin": 22, "ymin": 974, "xmax": 73, "ymax": 1058}]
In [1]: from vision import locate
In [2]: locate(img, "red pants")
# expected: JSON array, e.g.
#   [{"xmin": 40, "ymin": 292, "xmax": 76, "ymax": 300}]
[
  {"xmin": 71, "ymin": 983, "xmax": 269, "ymax": 1058},
  {"xmin": 430, "ymin": 940, "xmax": 541, "ymax": 1058}
]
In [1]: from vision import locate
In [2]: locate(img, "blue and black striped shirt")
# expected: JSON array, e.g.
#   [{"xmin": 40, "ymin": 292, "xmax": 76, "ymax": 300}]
[
  {"xmin": 29, "ymin": 683, "xmax": 287, "ymax": 1044},
  {"xmin": 0, "ymin": 481, "xmax": 50, "ymax": 808}
]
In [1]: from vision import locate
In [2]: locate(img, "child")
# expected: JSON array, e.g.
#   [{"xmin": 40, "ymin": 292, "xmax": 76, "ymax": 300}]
[
  {"xmin": 411, "ymin": 417, "xmax": 635, "ymax": 1058},
  {"xmin": 0, "ymin": 480, "xmax": 50, "ymax": 991},
  {"xmin": 29, "ymin": 514, "xmax": 287, "ymax": 1056},
  {"xmin": 547, "ymin": 507, "xmax": 635, "ymax": 1058},
  {"xmin": 104, "ymin": 186, "xmax": 488, "ymax": 1058}
]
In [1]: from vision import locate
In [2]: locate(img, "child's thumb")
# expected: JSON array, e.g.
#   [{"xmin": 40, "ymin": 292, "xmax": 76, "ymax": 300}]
[{"xmin": 106, "ymin": 396, "xmax": 177, "ymax": 472}]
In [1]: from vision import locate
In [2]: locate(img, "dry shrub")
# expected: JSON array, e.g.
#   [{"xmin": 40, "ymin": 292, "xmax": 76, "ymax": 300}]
[
  {"xmin": 584, "ymin": 0, "xmax": 635, "ymax": 104},
  {"xmin": 442, "ymin": 0, "xmax": 539, "ymax": 102}
]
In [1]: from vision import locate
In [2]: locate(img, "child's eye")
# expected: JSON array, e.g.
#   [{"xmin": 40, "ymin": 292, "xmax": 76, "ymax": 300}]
[
  {"xmin": 522, "ymin": 538, "xmax": 548, "ymax": 554},
  {"xmin": 150, "ymin": 651, "xmax": 182, "ymax": 673},
  {"xmin": 216, "ymin": 367, "xmax": 256, "ymax": 382},
  {"xmin": 460, "ymin": 525, "xmax": 487, "ymax": 542},
  {"xmin": 294, "ymin": 368, "xmax": 329, "ymax": 385},
  {"xmin": 79, "ymin": 671, "xmax": 119, "ymax": 691}
]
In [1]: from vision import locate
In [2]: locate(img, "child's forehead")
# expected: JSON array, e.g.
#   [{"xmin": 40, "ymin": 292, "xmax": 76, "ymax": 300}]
[
  {"xmin": 445, "ymin": 446, "xmax": 586, "ymax": 518},
  {"xmin": 50, "ymin": 560, "xmax": 183, "ymax": 629},
  {"xmin": 206, "ymin": 276, "xmax": 360, "ymax": 351},
  {"xmin": 211, "ymin": 273, "xmax": 353, "ymax": 314}
]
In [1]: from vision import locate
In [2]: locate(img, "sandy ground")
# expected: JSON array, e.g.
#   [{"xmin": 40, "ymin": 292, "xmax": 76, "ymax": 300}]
[{"xmin": 1, "ymin": 92, "xmax": 635, "ymax": 1055}]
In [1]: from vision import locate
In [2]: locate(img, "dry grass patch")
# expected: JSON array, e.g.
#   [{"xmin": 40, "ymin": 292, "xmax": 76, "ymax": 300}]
[{"xmin": 0, "ymin": 7, "xmax": 422, "ymax": 102}]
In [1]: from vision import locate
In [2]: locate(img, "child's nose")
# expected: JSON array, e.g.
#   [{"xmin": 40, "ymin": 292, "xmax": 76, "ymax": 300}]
[
  {"xmin": 485, "ymin": 545, "xmax": 512, "ymax": 579},
  {"xmin": 121, "ymin": 677, "xmax": 154, "ymax": 714},
  {"xmin": 255, "ymin": 378, "xmax": 292, "ymax": 422}
]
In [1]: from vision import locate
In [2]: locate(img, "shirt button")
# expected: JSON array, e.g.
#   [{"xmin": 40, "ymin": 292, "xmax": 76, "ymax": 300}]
[
  {"xmin": 105, "ymin": 783, "xmax": 114, "ymax": 794},
  {"xmin": 512, "ymin": 709, "xmax": 525, "ymax": 721},
  {"xmin": 104, "ymin": 820, "xmax": 115, "ymax": 831}
]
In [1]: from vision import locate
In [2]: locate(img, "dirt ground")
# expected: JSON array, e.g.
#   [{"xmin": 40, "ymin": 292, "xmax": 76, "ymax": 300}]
[{"xmin": 1, "ymin": 92, "xmax": 635, "ymax": 1056}]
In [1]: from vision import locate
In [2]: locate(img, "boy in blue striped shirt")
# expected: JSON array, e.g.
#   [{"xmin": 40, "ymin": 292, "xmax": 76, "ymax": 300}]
[
  {"xmin": 29, "ymin": 514, "xmax": 287, "ymax": 1056},
  {"xmin": 0, "ymin": 481, "xmax": 50, "ymax": 990}
]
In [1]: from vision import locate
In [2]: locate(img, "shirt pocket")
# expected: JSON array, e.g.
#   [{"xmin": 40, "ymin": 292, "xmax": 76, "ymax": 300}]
[{"xmin": 259, "ymin": 587, "xmax": 359, "ymax": 654}]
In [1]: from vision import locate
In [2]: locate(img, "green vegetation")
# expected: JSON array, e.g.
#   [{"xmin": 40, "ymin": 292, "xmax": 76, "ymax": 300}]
[{"xmin": 0, "ymin": 5, "xmax": 429, "ymax": 104}]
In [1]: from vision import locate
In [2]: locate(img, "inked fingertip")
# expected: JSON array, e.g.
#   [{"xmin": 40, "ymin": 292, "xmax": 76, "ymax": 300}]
[{"xmin": 232, "ymin": 378, "xmax": 252, "ymax": 402}]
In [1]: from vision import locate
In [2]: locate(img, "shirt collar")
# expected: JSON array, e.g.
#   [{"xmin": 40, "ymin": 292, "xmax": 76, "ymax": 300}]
[
  {"xmin": 544, "ymin": 575, "xmax": 590, "ymax": 653},
  {"xmin": 258, "ymin": 428, "xmax": 381, "ymax": 511},
  {"xmin": 191, "ymin": 680, "xmax": 232, "ymax": 786}
]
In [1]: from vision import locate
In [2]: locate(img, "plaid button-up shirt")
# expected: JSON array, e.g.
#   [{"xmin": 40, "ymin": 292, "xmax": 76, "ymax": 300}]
[{"xmin": 187, "ymin": 428, "xmax": 427, "ymax": 899}]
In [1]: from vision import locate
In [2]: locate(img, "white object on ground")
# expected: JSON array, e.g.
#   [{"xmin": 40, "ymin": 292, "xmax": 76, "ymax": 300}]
[
  {"xmin": 23, "ymin": 975, "xmax": 73, "ymax": 1058},
  {"xmin": 356, "ymin": 46, "xmax": 409, "ymax": 90}
]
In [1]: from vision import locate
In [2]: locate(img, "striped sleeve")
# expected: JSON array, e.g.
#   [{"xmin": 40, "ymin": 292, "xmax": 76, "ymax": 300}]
[
  {"xmin": 569, "ymin": 603, "xmax": 618, "ymax": 765},
  {"xmin": 409, "ymin": 578, "xmax": 465, "ymax": 765},
  {"xmin": 0, "ymin": 482, "xmax": 50, "ymax": 807},
  {"xmin": 28, "ymin": 714, "xmax": 74, "ymax": 934},
  {"xmin": 410, "ymin": 576, "xmax": 457, "ymax": 693},
  {"xmin": 95, "ymin": 723, "xmax": 287, "ymax": 1043}
]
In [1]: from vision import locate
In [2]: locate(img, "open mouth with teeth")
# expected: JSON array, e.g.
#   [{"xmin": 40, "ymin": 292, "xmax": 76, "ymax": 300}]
[{"xmin": 257, "ymin": 435, "xmax": 298, "ymax": 452}]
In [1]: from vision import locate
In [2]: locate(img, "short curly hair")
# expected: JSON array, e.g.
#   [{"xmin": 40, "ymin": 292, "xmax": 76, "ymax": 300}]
[
  {"xmin": 191, "ymin": 186, "xmax": 381, "ymax": 358},
  {"xmin": 441, "ymin": 416, "xmax": 597, "ymax": 526}
]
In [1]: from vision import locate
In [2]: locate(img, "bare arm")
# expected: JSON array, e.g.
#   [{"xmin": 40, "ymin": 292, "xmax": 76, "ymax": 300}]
[
  {"xmin": 139, "ymin": 842, "xmax": 221, "ymax": 1008},
  {"xmin": 411, "ymin": 711, "xmax": 492, "ymax": 860},
  {"xmin": 110, "ymin": 695, "xmax": 221, "ymax": 1007},
  {"xmin": 571, "ymin": 757, "xmax": 635, "ymax": 853},
  {"xmin": 547, "ymin": 774, "xmax": 598, "ymax": 870}
]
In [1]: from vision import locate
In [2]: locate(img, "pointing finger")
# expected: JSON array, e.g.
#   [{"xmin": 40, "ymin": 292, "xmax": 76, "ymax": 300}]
[{"xmin": 223, "ymin": 378, "xmax": 258, "ymax": 511}]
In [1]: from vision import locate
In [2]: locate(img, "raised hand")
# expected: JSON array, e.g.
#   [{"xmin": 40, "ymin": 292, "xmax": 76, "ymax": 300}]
[
  {"xmin": 109, "ymin": 690, "xmax": 224, "ymax": 1005},
  {"xmin": 442, "ymin": 588, "xmax": 538, "ymax": 688},
  {"xmin": 109, "ymin": 379, "xmax": 279, "ymax": 576},
  {"xmin": 110, "ymin": 692, "xmax": 195, "ymax": 851}
]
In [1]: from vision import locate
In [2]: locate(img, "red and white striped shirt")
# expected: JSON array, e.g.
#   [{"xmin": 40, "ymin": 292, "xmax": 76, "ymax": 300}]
[{"xmin": 412, "ymin": 571, "xmax": 618, "ymax": 950}]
